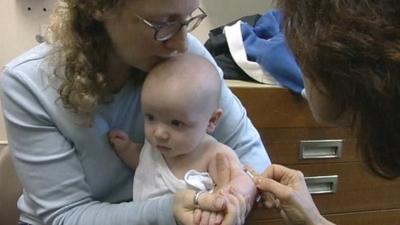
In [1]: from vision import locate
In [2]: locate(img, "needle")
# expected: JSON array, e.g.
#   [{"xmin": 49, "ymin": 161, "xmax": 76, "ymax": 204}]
[{"xmin": 244, "ymin": 168, "xmax": 262, "ymax": 203}]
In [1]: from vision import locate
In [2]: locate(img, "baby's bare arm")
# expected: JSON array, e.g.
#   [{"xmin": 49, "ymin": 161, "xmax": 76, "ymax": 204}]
[{"xmin": 108, "ymin": 129, "xmax": 142, "ymax": 169}]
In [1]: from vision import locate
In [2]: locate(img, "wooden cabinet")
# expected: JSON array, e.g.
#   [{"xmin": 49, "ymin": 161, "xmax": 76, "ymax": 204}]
[{"xmin": 227, "ymin": 80, "xmax": 400, "ymax": 225}]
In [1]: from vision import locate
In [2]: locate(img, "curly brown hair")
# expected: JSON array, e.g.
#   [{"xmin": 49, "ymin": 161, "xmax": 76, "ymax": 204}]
[
  {"xmin": 277, "ymin": 0, "xmax": 400, "ymax": 179},
  {"xmin": 47, "ymin": 0, "xmax": 123, "ymax": 121}
]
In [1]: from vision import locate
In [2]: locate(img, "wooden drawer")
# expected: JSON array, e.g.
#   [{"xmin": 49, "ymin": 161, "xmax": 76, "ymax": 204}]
[
  {"xmin": 230, "ymin": 85, "xmax": 320, "ymax": 128},
  {"xmin": 259, "ymin": 127, "xmax": 358, "ymax": 164},
  {"xmin": 229, "ymin": 81, "xmax": 356, "ymax": 164}
]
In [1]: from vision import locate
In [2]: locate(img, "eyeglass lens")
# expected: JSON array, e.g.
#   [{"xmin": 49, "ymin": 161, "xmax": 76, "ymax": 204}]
[{"xmin": 155, "ymin": 15, "xmax": 205, "ymax": 41}]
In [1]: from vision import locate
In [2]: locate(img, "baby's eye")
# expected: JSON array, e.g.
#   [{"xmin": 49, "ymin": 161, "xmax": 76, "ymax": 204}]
[
  {"xmin": 171, "ymin": 120, "xmax": 183, "ymax": 127},
  {"xmin": 145, "ymin": 114, "xmax": 155, "ymax": 121}
]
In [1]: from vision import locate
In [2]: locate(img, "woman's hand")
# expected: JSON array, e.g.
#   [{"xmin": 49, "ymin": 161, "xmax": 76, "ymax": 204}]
[
  {"xmin": 173, "ymin": 188, "xmax": 226, "ymax": 225},
  {"xmin": 246, "ymin": 164, "xmax": 335, "ymax": 225},
  {"xmin": 173, "ymin": 153, "xmax": 245, "ymax": 225},
  {"xmin": 213, "ymin": 153, "xmax": 247, "ymax": 225},
  {"xmin": 227, "ymin": 169, "xmax": 256, "ymax": 216},
  {"xmin": 209, "ymin": 150, "xmax": 257, "ymax": 219}
]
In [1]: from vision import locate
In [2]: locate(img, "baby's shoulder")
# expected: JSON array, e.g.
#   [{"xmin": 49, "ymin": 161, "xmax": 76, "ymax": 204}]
[{"xmin": 204, "ymin": 135, "xmax": 235, "ymax": 158}]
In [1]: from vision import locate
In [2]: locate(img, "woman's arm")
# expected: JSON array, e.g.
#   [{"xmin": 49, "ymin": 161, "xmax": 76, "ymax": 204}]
[{"xmin": 0, "ymin": 64, "xmax": 176, "ymax": 225}]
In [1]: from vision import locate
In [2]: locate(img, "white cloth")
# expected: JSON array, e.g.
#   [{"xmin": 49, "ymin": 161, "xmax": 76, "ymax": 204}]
[
  {"xmin": 133, "ymin": 141, "xmax": 214, "ymax": 201},
  {"xmin": 184, "ymin": 170, "xmax": 214, "ymax": 191}
]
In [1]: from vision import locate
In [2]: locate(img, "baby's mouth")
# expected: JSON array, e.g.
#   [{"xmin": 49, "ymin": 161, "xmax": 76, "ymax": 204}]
[{"xmin": 156, "ymin": 145, "xmax": 171, "ymax": 152}]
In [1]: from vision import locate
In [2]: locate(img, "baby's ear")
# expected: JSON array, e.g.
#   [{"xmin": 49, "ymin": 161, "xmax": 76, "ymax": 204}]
[{"xmin": 207, "ymin": 108, "xmax": 223, "ymax": 133}]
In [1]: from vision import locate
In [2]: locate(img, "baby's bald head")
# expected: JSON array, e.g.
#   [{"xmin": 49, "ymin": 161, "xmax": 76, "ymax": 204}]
[{"xmin": 143, "ymin": 54, "xmax": 222, "ymax": 114}]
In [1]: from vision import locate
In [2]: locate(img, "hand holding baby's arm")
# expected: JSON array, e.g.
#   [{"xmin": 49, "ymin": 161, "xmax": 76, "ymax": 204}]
[
  {"xmin": 194, "ymin": 152, "xmax": 252, "ymax": 225},
  {"xmin": 108, "ymin": 129, "xmax": 143, "ymax": 169},
  {"xmin": 210, "ymin": 147, "xmax": 257, "ymax": 216}
]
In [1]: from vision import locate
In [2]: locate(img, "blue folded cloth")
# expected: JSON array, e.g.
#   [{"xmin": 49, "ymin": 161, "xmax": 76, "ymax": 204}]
[{"xmin": 228, "ymin": 10, "xmax": 304, "ymax": 95}]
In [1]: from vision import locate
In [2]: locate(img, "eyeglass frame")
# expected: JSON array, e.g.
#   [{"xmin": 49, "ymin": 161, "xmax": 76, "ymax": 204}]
[{"xmin": 134, "ymin": 7, "xmax": 207, "ymax": 42}]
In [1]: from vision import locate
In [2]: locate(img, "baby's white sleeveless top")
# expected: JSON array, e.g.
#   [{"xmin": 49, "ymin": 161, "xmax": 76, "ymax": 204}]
[{"xmin": 133, "ymin": 141, "xmax": 214, "ymax": 201}]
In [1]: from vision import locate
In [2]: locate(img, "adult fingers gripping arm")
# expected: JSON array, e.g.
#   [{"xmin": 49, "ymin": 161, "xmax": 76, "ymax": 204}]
[
  {"xmin": 250, "ymin": 165, "xmax": 335, "ymax": 225},
  {"xmin": 227, "ymin": 189, "xmax": 246, "ymax": 225},
  {"xmin": 224, "ymin": 151, "xmax": 257, "ymax": 216},
  {"xmin": 212, "ymin": 153, "xmax": 245, "ymax": 225},
  {"xmin": 197, "ymin": 153, "xmax": 232, "ymax": 225},
  {"xmin": 173, "ymin": 189, "xmax": 226, "ymax": 225},
  {"xmin": 0, "ymin": 66, "xmax": 175, "ymax": 225},
  {"xmin": 209, "ymin": 148, "xmax": 257, "ymax": 218},
  {"xmin": 174, "ymin": 153, "xmax": 240, "ymax": 225}
]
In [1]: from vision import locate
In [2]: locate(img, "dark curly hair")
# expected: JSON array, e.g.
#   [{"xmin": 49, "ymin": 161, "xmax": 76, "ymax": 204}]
[{"xmin": 277, "ymin": 0, "xmax": 400, "ymax": 179}]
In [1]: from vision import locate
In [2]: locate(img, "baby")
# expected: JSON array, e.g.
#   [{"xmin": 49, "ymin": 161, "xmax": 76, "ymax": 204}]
[{"xmin": 109, "ymin": 53, "xmax": 245, "ymax": 200}]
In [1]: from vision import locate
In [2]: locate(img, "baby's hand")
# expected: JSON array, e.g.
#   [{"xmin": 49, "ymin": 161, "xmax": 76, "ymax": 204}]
[
  {"xmin": 108, "ymin": 129, "xmax": 142, "ymax": 169},
  {"xmin": 108, "ymin": 129, "xmax": 131, "ymax": 154}
]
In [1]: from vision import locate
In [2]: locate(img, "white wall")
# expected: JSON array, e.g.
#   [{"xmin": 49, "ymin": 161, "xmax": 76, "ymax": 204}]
[
  {"xmin": 0, "ymin": 0, "xmax": 55, "ymax": 67},
  {"xmin": 0, "ymin": 0, "xmax": 275, "ymax": 141},
  {"xmin": 0, "ymin": 0, "xmax": 56, "ymax": 141}
]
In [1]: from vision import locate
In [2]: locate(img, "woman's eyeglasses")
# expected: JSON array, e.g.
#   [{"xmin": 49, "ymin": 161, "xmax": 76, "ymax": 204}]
[{"xmin": 135, "ymin": 8, "xmax": 207, "ymax": 42}]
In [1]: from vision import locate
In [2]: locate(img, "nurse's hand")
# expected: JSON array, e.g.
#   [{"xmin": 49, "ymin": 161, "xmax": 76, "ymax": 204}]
[{"xmin": 246, "ymin": 164, "xmax": 335, "ymax": 225}]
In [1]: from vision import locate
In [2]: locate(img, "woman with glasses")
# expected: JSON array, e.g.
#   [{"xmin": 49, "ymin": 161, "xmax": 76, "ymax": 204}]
[{"xmin": 0, "ymin": 0, "xmax": 270, "ymax": 225}]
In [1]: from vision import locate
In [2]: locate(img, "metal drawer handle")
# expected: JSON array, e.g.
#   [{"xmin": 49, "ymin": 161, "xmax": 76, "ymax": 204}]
[
  {"xmin": 299, "ymin": 140, "xmax": 343, "ymax": 159},
  {"xmin": 305, "ymin": 175, "xmax": 338, "ymax": 194}
]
